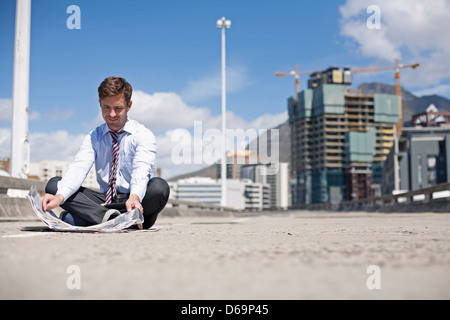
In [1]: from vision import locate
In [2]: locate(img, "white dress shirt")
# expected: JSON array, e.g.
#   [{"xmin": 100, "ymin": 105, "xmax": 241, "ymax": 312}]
[{"xmin": 57, "ymin": 118, "xmax": 156, "ymax": 203}]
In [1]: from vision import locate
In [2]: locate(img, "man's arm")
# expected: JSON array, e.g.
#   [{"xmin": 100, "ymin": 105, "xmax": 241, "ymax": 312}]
[
  {"xmin": 42, "ymin": 133, "xmax": 95, "ymax": 211},
  {"xmin": 127, "ymin": 128, "xmax": 156, "ymax": 212}
]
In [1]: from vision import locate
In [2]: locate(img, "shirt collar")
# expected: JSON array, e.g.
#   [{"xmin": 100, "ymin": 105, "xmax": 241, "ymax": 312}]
[{"xmin": 102, "ymin": 118, "xmax": 135, "ymax": 136}]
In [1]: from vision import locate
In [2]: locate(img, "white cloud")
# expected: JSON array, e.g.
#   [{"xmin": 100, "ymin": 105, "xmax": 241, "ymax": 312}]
[
  {"xmin": 155, "ymin": 111, "xmax": 288, "ymax": 179},
  {"xmin": 44, "ymin": 108, "xmax": 75, "ymax": 121},
  {"xmin": 0, "ymin": 128, "xmax": 11, "ymax": 158},
  {"xmin": 413, "ymin": 84, "xmax": 450, "ymax": 98},
  {"xmin": 0, "ymin": 99, "xmax": 12, "ymax": 121},
  {"xmin": 13, "ymin": 59, "xmax": 278, "ymax": 179},
  {"xmin": 124, "ymin": 88, "xmax": 287, "ymax": 178},
  {"xmin": 29, "ymin": 131, "xmax": 86, "ymax": 162},
  {"xmin": 29, "ymin": 111, "xmax": 41, "ymax": 121},
  {"xmin": 126, "ymin": 89, "xmax": 286, "ymax": 135},
  {"xmin": 199, "ymin": 110, "xmax": 287, "ymax": 135},
  {"xmin": 180, "ymin": 65, "xmax": 250, "ymax": 103},
  {"xmin": 339, "ymin": 20, "xmax": 400, "ymax": 61},
  {"xmin": 0, "ymin": 98, "xmax": 73, "ymax": 122},
  {"xmin": 153, "ymin": 129, "xmax": 212, "ymax": 179},
  {"xmin": 339, "ymin": 0, "xmax": 450, "ymax": 88},
  {"xmin": 126, "ymin": 90, "xmax": 287, "ymax": 178},
  {"xmin": 129, "ymin": 90, "xmax": 211, "ymax": 132},
  {"xmin": 0, "ymin": 128, "xmax": 85, "ymax": 163}
]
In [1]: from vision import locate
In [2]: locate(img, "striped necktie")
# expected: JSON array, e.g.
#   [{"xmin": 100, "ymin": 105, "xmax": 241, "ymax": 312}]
[{"xmin": 105, "ymin": 130, "xmax": 124, "ymax": 204}]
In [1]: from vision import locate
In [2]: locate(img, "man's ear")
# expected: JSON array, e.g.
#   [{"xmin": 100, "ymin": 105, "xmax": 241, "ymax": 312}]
[{"xmin": 127, "ymin": 100, "xmax": 132, "ymax": 111}]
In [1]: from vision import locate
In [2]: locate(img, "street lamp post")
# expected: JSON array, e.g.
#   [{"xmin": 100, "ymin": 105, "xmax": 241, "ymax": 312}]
[
  {"xmin": 216, "ymin": 17, "xmax": 231, "ymax": 207},
  {"xmin": 11, "ymin": 0, "xmax": 31, "ymax": 178}
]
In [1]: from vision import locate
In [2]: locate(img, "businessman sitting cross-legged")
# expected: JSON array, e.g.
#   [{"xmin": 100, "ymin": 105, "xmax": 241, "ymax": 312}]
[{"xmin": 42, "ymin": 76, "xmax": 170, "ymax": 229}]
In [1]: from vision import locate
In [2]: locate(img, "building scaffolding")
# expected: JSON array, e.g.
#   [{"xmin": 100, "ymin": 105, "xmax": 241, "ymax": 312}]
[{"xmin": 288, "ymin": 67, "xmax": 399, "ymax": 205}]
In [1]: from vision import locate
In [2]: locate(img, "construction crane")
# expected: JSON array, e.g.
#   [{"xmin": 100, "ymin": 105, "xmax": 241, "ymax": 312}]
[
  {"xmin": 275, "ymin": 65, "xmax": 314, "ymax": 100},
  {"xmin": 351, "ymin": 59, "xmax": 420, "ymax": 136}
]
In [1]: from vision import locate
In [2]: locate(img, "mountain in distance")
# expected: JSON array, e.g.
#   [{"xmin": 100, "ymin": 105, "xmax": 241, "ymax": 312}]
[
  {"xmin": 357, "ymin": 82, "xmax": 450, "ymax": 126},
  {"xmin": 168, "ymin": 82, "xmax": 450, "ymax": 181},
  {"xmin": 167, "ymin": 163, "xmax": 218, "ymax": 181}
]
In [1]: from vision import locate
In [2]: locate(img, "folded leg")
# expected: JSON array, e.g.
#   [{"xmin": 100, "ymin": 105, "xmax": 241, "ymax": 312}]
[{"xmin": 45, "ymin": 176, "xmax": 109, "ymax": 225}]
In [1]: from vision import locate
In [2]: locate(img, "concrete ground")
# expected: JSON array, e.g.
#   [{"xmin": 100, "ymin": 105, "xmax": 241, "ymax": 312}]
[{"xmin": 0, "ymin": 210, "xmax": 449, "ymax": 300}]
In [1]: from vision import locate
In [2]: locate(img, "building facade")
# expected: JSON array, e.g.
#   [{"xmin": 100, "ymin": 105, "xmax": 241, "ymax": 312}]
[
  {"xmin": 169, "ymin": 177, "xmax": 270, "ymax": 211},
  {"xmin": 288, "ymin": 67, "xmax": 399, "ymax": 205},
  {"xmin": 29, "ymin": 160, "xmax": 98, "ymax": 190},
  {"xmin": 411, "ymin": 104, "xmax": 450, "ymax": 128},
  {"xmin": 216, "ymin": 150, "xmax": 259, "ymax": 180},
  {"xmin": 241, "ymin": 162, "xmax": 290, "ymax": 209},
  {"xmin": 382, "ymin": 127, "xmax": 450, "ymax": 194}
]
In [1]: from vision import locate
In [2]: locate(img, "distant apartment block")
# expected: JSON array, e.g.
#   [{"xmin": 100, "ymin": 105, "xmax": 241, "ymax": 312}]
[
  {"xmin": 29, "ymin": 160, "xmax": 98, "ymax": 190},
  {"xmin": 288, "ymin": 66, "xmax": 399, "ymax": 205},
  {"xmin": 216, "ymin": 150, "xmax": 259, "ymax": 180},
  {"xmin": 0, "ymin": 157, "xmax": 10, "ymax": 175},
  {"xmin": 241, "ymin": 162, "xmax": 290, "ymax": 210},
  {"xmin": 169, "ymin": 177, "xmax": 270, "ymax": 211},
  {"xmin": 383, "ymin": 125, "xmax": 450, "ymax": 195}
]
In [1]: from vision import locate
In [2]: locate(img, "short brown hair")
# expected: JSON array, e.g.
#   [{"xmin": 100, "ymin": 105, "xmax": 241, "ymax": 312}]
[{"xmin": 98, "ymin": 76, "xmax": 133, "ymax": 104}]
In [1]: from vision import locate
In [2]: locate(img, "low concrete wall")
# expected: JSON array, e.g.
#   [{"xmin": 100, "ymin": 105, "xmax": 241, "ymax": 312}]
[
  {"xmin": 0, "ymin": 176, "xmax": 237, "ymax": 219},
  {"xmin": 0, "ymin": 177, "xmax": 47, "ymax": 219},
  {"xmin": 0, "ymin": 195, "xmax": 37, "ymax": 219},
  {"xmin": 0, "ymin": 196, "xmax": 235, "ymax": 220},
  {"xmin": 0, "ymin": 176, "xmax": 46, "ymax": 193},
  {"xmin": 160, "ymin": 206, "xmax": 235, "ymax": 218}
]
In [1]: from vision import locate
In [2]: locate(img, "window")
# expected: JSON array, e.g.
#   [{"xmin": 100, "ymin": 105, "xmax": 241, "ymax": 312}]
[
  {"xmin": 427, "ymin": 155, "xmax": 437, "ymax": 185},
  {"xmin": 417, "ymin": 154, "xmax": 422, "ymax": 188}
]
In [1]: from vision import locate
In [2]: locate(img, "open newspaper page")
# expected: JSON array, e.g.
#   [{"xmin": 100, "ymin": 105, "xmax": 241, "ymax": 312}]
[{"xmin": 27, "ymin": 186, "xmax": 144, "ymax": 232}]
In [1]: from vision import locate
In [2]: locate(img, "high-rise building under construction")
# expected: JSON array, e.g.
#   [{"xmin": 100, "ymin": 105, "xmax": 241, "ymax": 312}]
[{"xmin": 288, "ymin": 67, "xmax": 400, "ymax": 205}]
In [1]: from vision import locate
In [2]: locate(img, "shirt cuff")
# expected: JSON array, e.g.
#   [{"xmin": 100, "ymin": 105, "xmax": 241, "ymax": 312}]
[
  {"xmin": 55, "ymin": 186, "xmax": 74, "ymax": 204},
  {"xmin": 130, "ymin": 185, "xmax": 146, "ymax": 203}
]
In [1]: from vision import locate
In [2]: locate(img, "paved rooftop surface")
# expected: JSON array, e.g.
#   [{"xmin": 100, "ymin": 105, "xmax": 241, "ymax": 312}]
[{"xmin": 1, "ymin": 210, "xmax": 449, "ymax": 300}]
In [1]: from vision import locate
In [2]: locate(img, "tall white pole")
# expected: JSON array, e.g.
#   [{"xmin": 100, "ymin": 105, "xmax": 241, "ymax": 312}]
[
  {"xmin": 11, "ymin": 0, "xmax": 31, "ymax": 178},
  {"xmin": 393, "ymin": 123, "xmax": 400, "ymax": 191},
  {"xmin": 220, "ymin": 24, "xmax": 227, "ymax": 207},
  {"xmin": 217, "ymin": 17, "xmax": 230, "ymax": 207}
]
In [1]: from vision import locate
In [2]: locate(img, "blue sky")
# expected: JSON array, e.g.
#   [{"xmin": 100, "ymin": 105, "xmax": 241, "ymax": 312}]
[{"xmin": 1, "ymin": 0, "xmax": 450, "ymax": 178}]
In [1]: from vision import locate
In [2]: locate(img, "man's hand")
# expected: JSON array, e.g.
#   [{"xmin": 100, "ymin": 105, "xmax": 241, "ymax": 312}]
[
  {"xmin": 42, "ymin": 193, "xmax": 64, "ymax": 212},
  {"xmin": 126, "ymin": 194, "xmax": 144, "ymax": 213}
]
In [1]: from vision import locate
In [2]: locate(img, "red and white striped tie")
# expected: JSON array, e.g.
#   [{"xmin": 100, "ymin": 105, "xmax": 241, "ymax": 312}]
[{"xmin": 105, "ymin": 130, "xmax": 124, "ymax": 204}]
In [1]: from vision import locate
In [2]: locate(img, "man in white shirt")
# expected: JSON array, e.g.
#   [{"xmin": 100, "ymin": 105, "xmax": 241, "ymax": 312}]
[{"xmin": 42, "ymin": 76, "xmax": 170, "ymax": 229}]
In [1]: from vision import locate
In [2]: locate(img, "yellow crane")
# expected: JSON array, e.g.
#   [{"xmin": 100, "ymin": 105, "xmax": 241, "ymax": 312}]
[
  {"xmin": 275, "ymin": 65, "xmax": 314, "ymax": 100},
  {"xmin": 351, "ymin": 59, "xmax": 420, "ymax": 135}
]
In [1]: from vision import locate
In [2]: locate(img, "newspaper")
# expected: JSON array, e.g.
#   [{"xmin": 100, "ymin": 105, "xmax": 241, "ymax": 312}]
[{"xmin": 27, "ymin": 186, "xmax": 144, "ymax": 233}]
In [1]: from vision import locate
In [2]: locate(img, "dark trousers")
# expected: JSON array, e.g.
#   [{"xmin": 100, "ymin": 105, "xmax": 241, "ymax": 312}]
[{"xmin": 45, "ymin": 177, "xmax": 170, "ymax": 229}]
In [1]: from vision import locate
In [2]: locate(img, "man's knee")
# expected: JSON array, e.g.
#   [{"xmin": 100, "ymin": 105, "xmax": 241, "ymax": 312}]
[
  {"xmin": 141, "ymin": 177, "xmax": 170, "ymax": 229},
  {"xmin": 45, "ymin": 176, "xmax": 61, "ymax": 195},
  {"xmin": 145, "ymin": 177, "xmax": 170, "ymax": 201}
]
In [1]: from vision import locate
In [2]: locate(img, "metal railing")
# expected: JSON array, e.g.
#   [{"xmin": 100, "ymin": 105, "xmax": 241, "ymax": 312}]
[{"xmin": 303, "ymin": 182, "xmax": 450, "ymax": 212}]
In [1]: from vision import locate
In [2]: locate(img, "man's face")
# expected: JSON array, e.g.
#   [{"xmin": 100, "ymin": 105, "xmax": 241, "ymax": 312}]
[{"xmin": 99, "ymin": 93, "xmax": 132, "ymax": 132}]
